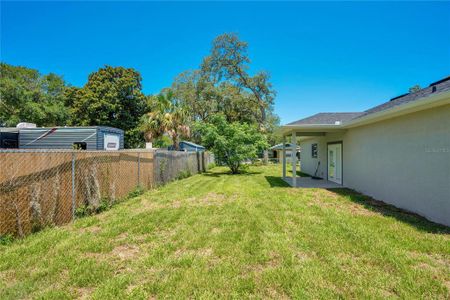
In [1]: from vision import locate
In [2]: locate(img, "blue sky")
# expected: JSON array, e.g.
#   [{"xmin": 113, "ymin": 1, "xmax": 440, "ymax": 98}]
[{"xmin": 1, "ymin": 1, "xmax": 449, "ymax": 124}]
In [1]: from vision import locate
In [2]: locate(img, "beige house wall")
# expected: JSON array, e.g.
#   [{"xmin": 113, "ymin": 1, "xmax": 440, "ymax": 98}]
[{"xmin": 299, "ymin": 104, "xmax": 450, "ymax": 226}]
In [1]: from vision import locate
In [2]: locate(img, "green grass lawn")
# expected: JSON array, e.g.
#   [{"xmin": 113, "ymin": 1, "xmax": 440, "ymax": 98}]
[{"xmin": 1, "ymin": 165, "xmax": 449, "ymax": 299}]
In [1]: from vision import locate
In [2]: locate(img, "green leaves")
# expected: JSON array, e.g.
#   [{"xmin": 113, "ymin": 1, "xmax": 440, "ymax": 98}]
[
  {"xmin": 68, "ymin": 66, "xmax": 148, "ymax": 148},
  {"xmin": 0, "ymin": 63, "xmax": 69, "ymax": 127},
  {"xmin": 195, "ymin": 115, "xmax": 268, "ymax": 174},
  {"xmin": 140, "ymin": 88, "xmax": 191, "ymax": 150}
]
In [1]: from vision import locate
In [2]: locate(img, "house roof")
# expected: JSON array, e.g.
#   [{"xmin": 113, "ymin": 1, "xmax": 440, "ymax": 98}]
[
  {"xmin": 269, "ymin": 143, "xmax": 300, "ymax": 150},
  {"xmin": 180, "ymin": 141, "xmax": 205, "ymax": 149},
  {"xmin": 284, "ymin": 75, "xmax": 450, "ymax": 128},
  {"xmin": 357, "ymin": 75, "xmax": 450, "ymax": 119},
  {"xmin": 286, "ymin": 112, "xmax": 364, "ymax": 126}
]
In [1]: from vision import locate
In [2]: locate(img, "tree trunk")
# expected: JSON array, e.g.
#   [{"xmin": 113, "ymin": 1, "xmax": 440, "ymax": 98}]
[
  {"xmin": 263, "ymin": 150, "xmax": 269, "ymax": 165},
  {"xmin": 172, "ymin": 133, "xmax": 179, "ymax": 151}
]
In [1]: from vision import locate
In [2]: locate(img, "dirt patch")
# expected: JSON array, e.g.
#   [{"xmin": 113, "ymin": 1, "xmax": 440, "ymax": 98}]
[
  {"xmin": 173, "ymin": 247, "xmax": 213, "ymax": 258},
  {"xmin": 0, "ymin": 270, "xmax": 17, "ymax": 288},
  {"xmin": 247, "ymin": 252, "xmax": 282, "ymax": 274},
  {"xmin": 72, "ymin": 286, "xmax": 94, "ymax": 299},
  {"xmin": 265, "ymin": 287, "xmax": 290, "ymax": 299},
  {"xmin": 181, "ymin": 192, "xmax": 237, "ymax": 207},
  {"xmin": 112, "ymin": 244, "xmax": 140, "ymax": 260},
  {"xmin": 409, "ymin": 251, "xmax": 450, "ymax": 270},
  {"xmin": 305, "ymin": 190, "xmax": 378, "ymax": 217},
  {"xmin": 114, "ymin": 232, "xmax": 129, "ymax": 242},
  {"xmin": 172, "ymin": 247, "xmax": 220, "ymax": 266},
  {"xmin": 84, "ymin": 251, "xmax": 106, "ymax": 261},
  {"xmin": 78, "ymin": 226, "xmax": 102, "ymax": 234},
  {"xmin": 295, "ymin": 251, "xmax": 317, "ymax": 262},
  {"xmin": 211, "ymin": 227, "xmax": 221, "ymax": 235}
]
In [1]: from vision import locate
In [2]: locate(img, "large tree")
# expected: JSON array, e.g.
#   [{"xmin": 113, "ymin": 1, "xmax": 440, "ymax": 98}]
[
  {"xmin": 169, "ymin": 33, "xmax": 278, "ymax": 158},
  {"xmin": 67, "ymin": 66, "xmax": 147, "ymax": 148},
  {"xmin": 201, "ymin": 33, "xmax": 276, "ymax": 131},
  {"xmin": 0, "ymin": 63, "xmax": 69, "ymax": 127}
]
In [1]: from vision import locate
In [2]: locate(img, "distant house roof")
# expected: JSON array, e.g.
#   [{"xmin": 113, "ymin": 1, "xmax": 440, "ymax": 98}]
[
  {"xmin": 285, "ymin": 75, "xmax": 450, "ymax": 127},
  {"xmin": 270, "ymin": 143, "xmax": 300, "ymax": 150},
  {"xmin": 286, "ymin": 112, "xmax": 364, "ymax": 126},
  {"xmin": 180, "ymin": 141, "xmax": 205, "ymax": 150}
]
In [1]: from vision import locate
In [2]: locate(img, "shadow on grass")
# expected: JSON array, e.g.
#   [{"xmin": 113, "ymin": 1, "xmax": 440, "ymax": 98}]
[
  {"xmin": 328, "ymin": 188, "xmax": 450, "ymax": 234},
  {"xmin": 202, "ymin": 170, "xmax": 263, "ymax": 178},
  {"xmin": 264, "ymin": 176, "xmax": 290, "ymax": 187}
]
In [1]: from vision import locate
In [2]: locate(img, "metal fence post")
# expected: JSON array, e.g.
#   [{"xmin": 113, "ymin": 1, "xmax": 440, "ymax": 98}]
[
  {"xmin": 71, "ymin": 152, "xmax": 76, "ymax": 219},
  {"xmin": 137, "ymin": 152, "xmax": 141, "ymax": 187}
]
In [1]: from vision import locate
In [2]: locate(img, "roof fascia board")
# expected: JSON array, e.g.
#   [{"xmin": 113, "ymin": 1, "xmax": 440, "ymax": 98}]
[{"xmin": 281, "ymin": 90, "xmax": 450, "ymax": 134}]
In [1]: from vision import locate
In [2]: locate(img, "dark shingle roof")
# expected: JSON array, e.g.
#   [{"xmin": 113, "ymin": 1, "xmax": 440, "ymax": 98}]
[
  {"xmin": 286, "ymin": 76, "xmax": 450, "ymax": 126},
  {"xmin": 356, "ymin": 76, "xmax": 450, "ymax": 119},
  {"xmin": 286, "ymin": 112, "xmax": 364, "ymax": 126}
]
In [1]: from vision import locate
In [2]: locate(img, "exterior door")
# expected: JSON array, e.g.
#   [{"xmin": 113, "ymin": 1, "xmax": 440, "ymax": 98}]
[{"xmin": 327, "ymin": 143, "xmax": 342, "ymax": 184}]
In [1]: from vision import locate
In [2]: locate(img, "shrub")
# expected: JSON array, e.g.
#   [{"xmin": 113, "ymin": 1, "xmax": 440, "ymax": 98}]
[
  {"xmin": 177, "ymin": 170, "xmax": 192, "ymax": 180},
  {"xmin": 0, "ymin": 234, "xmax": 14, "ymax": 245},
  {"xmin": 195, "ymin": 115, "xmax": 268, "ymax": 174}
]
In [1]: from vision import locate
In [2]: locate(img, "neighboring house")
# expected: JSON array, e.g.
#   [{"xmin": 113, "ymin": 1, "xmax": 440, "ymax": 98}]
[
  {"xmin": 281, "ymin": 76, "xmax": 450, "ymax": 226},
  {"xmin": 269, "ymin": 143, "xmax": 300, "ymax": 162},
  {"xmin": 17, "ymin": 126, "xmax": 124, "ymax": 150},
  {"xmin": 169, "ymin": 141, "xmax": 205, "ymax": 152}
]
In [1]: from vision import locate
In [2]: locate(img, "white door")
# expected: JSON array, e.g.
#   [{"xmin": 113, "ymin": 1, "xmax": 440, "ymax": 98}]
[
  {"xmin": 104, "ymin": 134, "xmax": 120, "ymax": 150},
  {"xmin": 327, "ymin": 143, "xmax": 342, "ymax": 184}
]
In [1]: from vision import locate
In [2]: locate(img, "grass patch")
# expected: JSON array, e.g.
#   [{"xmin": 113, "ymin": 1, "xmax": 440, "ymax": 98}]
[{"xmin": 0, "ymin": 165, "xmax": 448, "ymax": 299}]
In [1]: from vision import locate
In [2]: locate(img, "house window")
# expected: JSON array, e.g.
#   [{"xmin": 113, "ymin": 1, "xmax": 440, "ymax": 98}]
[{"xmin": 311, "ymin": 143, "xmax": 318, "ymax": 158}]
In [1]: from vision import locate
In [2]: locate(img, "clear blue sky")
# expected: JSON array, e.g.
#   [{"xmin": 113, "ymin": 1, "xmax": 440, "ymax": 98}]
[{"xmin": 1, "ymin": 1, "xmax": 449, "ymax": 124}]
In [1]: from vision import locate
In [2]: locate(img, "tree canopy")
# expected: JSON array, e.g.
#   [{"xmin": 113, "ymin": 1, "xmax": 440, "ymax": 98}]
[
  {"xmin": 0, "ymin": 32, "xmax": 279, "ymax": 153},
  {"xmin": 195, "ymin": 115, "xmax": 268, "ymax": 174},
  {"xmin": 140, "ymin": 88, "xmax": 190, "ymax": 150},
  {"xmin": 67, "ymin": 66, "xmax": 148, "ymax": 148},
  {"xmin": 0, "ymin": 63, "xmax": 69, "ymax": 127}
]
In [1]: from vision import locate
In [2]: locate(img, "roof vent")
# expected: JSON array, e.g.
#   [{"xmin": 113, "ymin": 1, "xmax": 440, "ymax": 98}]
[
  {"xmin": 428, "ymin": 75, "xmax": 450, "ymax": 87},
  {"xmin": 390, "ymin": 93, "xmax": 409, "ymax": 101}
]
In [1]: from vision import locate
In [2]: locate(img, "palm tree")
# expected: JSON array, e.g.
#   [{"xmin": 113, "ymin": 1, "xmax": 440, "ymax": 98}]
[{"xmin": 140, "ymin": 89, "xmax": 190, "ymax": 150}]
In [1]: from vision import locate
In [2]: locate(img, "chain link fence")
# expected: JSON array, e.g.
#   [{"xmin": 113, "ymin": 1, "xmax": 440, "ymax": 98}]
[
  {"xmin": 0, "ymin": 149, "xmax": 214, "ymax": 238},
  {"xmin": 153, "ymin": 150, "xmax": 215, "ymax": 186}
]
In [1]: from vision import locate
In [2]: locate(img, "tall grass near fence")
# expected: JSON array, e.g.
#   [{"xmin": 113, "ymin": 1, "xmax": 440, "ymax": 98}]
[{"xmin": 0, "ymin": 149, "xmax": 214, "ymax": 238}]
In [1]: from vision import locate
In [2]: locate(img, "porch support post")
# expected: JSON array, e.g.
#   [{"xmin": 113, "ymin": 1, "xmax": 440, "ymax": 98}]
[
  {"xmin": 291, "ymin": 133, "xmax": 297, "ymax": 187},
  {"xmin": 282, "ymin": 136, "xmax": 286, "ymax": 179}
]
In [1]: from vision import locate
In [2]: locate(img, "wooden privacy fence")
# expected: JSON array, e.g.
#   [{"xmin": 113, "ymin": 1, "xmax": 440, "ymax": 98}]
[{"xmin": 0, "ymin": 149, "xmax": 214, "ymax": 237}]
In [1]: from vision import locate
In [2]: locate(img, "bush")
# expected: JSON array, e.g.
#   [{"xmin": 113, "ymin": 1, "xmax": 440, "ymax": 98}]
[
  {"xmin": 207, "ymin": 162, "xmax": 216, "ymax": 170},
  {"xmin": 195, "ymin": 115, "xmax": 268, "ymax": 174},
  {"xmin": 176, "ymin": 170, "xmax": 192, "ymax": 180},
  {"xmin": 127, "ymin": 186, "xmax": 145, "ymax": 199},
  {"xmin": 0, "ymin": 234, "xmax": 14, "ymax": 245}
]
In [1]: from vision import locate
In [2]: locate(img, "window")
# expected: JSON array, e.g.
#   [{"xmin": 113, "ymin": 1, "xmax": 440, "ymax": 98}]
[
  {"xmin": 311, "ymin": 143, "xmax": 318, "ymax": 158},
  {"xmin": 73, "ymin": 142, "xmax": 87, "ymax": 150}
]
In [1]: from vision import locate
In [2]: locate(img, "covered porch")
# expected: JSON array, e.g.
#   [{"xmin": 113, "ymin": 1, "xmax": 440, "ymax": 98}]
[{"xmin": 280, "ymin": 127, "xmax": 345, "ymax": 189}]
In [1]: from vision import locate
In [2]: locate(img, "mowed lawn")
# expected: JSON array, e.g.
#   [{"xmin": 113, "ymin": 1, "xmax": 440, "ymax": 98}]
[{"xmin": 1, "ymin": 165, "xmax": 449, "ymax": 299}]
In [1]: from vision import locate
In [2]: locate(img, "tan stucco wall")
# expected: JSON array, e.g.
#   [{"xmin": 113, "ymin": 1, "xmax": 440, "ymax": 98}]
[{"xmin": 299, "ymin": 104, "xmax": 450, "ymax": 226}]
